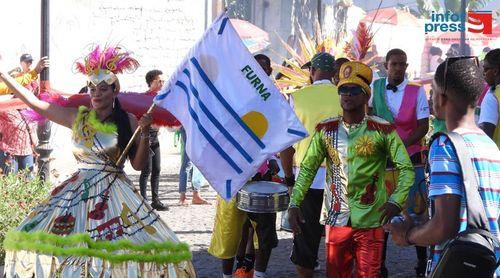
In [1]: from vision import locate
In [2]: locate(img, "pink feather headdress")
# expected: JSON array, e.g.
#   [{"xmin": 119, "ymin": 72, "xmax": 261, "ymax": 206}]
[{"xmin": 74, "ymin": 45, "xmax": 139, "ymax": 86}]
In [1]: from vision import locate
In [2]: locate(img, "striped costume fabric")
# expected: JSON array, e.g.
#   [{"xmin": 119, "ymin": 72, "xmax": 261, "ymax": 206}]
[{"xmin": 428, "ymin": 130, "xmax": 500, "ymax": 277}]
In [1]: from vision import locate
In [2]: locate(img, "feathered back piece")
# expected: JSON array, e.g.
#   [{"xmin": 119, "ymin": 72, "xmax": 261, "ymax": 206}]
[
  {"xmin": 274, "ymin": 24, "xmax": 343, "ymax": 93},
  {"xmin": 344, "ymin": 22, "xmax": 374, "ymax": 62},
  {"xmin": 74, "ymin": 45, "xmax": 139, "ymax": 86}
]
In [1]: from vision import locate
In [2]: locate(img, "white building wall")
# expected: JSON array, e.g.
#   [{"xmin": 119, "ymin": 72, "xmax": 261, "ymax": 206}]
[{"xmin": 1, "ymin": 0, "xmax": 210, "ymax": 93}]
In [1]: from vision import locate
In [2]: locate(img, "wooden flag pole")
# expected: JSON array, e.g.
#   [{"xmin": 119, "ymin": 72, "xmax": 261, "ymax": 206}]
[{"xmin": 116, "ymin": 103, "xmax": 157, "ymax": 167}]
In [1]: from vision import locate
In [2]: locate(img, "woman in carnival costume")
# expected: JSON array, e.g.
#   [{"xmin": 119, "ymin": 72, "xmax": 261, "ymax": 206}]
[{"xmin": 0, "ymin": 46, "xmax": 195, "ymax": 277}]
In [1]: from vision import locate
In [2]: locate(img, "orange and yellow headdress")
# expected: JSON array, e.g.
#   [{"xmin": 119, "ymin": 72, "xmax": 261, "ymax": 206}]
[{"xmin": 74, "ymin": 45, "xmax": 139, "ymax": 90}]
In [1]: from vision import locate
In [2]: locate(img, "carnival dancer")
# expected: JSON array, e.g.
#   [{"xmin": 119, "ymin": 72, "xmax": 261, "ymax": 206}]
[
  {"xmin": 9, "ymin": 54, "xmax": 34, "ymax": 77},
  {"xmin": 478, "ymin": 48, "xmax": 500, "ymax": 147},
  {"xmin": 0, "ymin": 57, "xmax": 47, "ymax": 95},
  {"xmin": 0, "ymin": 58, "xmax": 48, "ymax": 175},
  {"xmin": 280, "ymin": 52, "xmax": 341, "ymax": 277},
  {"xmin": 369, "ymin": 48, "xmax": 430, "ymax": 277},
  {"xmin": 208, "ymin": 54, "xmax": 279, "ymax": 278},
  {"xmin": 209, "ymin": 157, "xmax": 280, "ymax": 278},
  {"xmin": 9, "ymin": 54, "xmax": 39, "ymax": 92},
  {"xmin": 288, "ymin": 61, "xmax": 414, "ymax": 278},
  {"xmin": 0, "ymin": 46, "xmax": 194, "ymax": 277}
]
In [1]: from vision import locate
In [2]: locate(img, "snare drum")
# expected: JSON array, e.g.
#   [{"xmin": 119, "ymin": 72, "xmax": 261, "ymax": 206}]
[{"xmin": 237, "ymin": 181, "xmax": 289, "ymax": 213}]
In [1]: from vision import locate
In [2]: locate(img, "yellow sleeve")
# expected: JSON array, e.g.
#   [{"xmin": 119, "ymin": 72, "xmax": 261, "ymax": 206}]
[{"xmin": 0, "ymin": 70, "xmax": 38, "ymax": 95}]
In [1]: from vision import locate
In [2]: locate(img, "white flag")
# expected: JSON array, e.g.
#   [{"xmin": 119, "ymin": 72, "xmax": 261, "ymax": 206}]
[{"xmin": 154, "ymin": 14, "xmax": 308, "ymax": 200}]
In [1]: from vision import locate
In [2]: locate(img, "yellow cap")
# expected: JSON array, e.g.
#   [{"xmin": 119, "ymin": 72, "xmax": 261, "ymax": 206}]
[{"xmin": 337, "ymin": 61, "xmax": 373, "ymax": 95}]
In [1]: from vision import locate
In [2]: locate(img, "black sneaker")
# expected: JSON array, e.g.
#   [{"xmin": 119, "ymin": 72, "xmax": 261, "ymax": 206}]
[{"xmin": 151, "ymin": 201, "xmax": 169, "ymax": 211}]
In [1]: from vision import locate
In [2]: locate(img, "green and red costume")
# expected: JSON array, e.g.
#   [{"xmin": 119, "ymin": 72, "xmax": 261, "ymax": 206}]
[{"xmin": 290, "ymin": 115, "xmax": 414, "ymax": 277}]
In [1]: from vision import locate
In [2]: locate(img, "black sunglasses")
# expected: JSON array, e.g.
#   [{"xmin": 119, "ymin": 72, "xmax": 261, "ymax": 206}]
[
  {"xmin": 339, "ymin": 86, "xmax": 365, "ymax": 96},
  {"xmin": 443, "ymin": 56, "xmax": 479, "ymax": 96}
]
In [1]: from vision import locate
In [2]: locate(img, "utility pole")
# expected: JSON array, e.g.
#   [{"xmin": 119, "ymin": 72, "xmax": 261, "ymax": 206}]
[
  {"xmin": 459, "ymin": 0, "xmax": 467, "ymax": 55},
  {"xmin": 317, "ymin": 0, "xmax": 322, "ymax": 27},
  {"xmin": 36, "ymin": 0, "xmax": 53, "ymax": 181}
]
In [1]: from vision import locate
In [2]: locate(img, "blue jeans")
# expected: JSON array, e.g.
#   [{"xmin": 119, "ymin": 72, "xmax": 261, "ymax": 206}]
[
  {"xmin": 191, "ymin": 165, "xmax": 205, "ymax": 190},
  {"xmin": 178, "ymin": 128, "xmax": 197, "ymax": 193},
  {"xmin": 0, "ymin": 150, "xmax": 34, "ymax": 174}
]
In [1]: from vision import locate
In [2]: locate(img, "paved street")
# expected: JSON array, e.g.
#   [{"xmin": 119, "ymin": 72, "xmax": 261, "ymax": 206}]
[{"xmin": 47, "ymin": 126, "xmax": 418, "ymax": 277}]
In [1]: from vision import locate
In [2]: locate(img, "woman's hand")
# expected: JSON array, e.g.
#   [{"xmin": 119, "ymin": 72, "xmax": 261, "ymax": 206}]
[{"xmin": 138, "ymin": 113, "xmax": 153, "ymax": 132}]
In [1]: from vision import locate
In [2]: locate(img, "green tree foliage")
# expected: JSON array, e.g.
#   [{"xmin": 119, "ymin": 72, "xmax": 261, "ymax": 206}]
[{"xmin": 0, "ymin": 171, "xmax": 51, "ymax": 262}]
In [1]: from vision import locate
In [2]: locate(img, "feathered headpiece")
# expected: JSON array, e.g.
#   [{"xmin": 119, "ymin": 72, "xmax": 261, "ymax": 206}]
[{"xmin": 74, "ymin": 45, "xmax": 139, "ymax": 87}]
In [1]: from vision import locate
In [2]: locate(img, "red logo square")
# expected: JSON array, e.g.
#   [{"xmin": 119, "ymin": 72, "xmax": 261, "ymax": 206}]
[{"xmin": 468, "ymin": 11, "xmax": 493, "ymax": 34}]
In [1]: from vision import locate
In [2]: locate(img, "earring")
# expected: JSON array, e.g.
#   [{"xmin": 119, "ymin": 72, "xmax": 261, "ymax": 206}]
[{"xmin": 112, "ymin": 98, "xmax": 115, "ymax": 109}]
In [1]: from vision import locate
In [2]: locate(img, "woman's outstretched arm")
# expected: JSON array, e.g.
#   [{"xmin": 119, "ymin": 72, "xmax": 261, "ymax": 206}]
[{"xmin": 0, "ymin": 57, "xmax": 78, "ymax": 128}]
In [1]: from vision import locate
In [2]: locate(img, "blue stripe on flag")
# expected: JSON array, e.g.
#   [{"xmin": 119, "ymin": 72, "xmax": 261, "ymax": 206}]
[
  {"xmin": 176, "ymin": 81, "xmax": 243, "ymax": 174},
  {"xmin": 190, "ymin": 57, "xmax": 266, "ymax": 149},
  {"xmin": 287, "ymin": 128, "xmax": 307, "ymax": 137},
  {"xmin": 226, "ymin": 180, "xmax": 231, "ymax": 199},
  {"xmin": 155, "ymin": 90, "xmax": 171, "ymax": 101},
  {"xmin": 183, "ymin": 69, "xmax": 254, "ymax": 163},
  {"xmin": 218, "ymin": 17, "xmax": 229, "ymax": 35}
]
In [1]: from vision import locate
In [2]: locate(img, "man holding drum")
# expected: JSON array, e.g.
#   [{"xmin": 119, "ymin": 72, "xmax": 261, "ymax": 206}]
[
  {"xmin": 369, "ymin": 48, "xmax": 430, "ymax": 277},
  {"xmin": 288, "ymin": 61, "xmax": 414, "ymax": 278},
  {"xmin": 208, "ymin": 54, "xmax": 279, "ymax": 278}
]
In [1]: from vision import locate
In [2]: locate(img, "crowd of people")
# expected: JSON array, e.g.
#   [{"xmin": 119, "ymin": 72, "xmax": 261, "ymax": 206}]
[
  {"xmin": 207, "ymin": 48, "xmax": 500, "ymax": 278},
  {"xmin": 0, "ymin": 42, "xmax": 499, "ymax": 278},
  {"xmin": 0, "ymin": 54, "xmax": 48, "ymax": 176}
]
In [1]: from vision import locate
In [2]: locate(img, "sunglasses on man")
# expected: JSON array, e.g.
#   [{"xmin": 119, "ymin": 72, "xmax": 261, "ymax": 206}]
[
  {"xmin": 338, "ymin": 86, "xmax": 366, "ymax": 96},
  {"xmin": 442, "ymin": 56, "xmax": 479, "ymax": 96}
]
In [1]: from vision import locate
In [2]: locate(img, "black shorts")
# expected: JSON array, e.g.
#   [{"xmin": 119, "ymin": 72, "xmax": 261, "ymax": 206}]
[
  {"xmin": 290, "ymin": 188, "xmax": 324, "ymax": 269},
  {"xmin": 247, "ymin": 212, "xmax": 278, "ymax": 251}
]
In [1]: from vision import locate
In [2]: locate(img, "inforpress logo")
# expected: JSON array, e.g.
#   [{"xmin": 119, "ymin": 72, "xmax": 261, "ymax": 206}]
[
  {"xmin": 424, "ymin": 11, "xmax": 493, "ymax": 34},
  {"xmin": 468, "ymin": 11, "xmax": 493, "ymax": 34}
]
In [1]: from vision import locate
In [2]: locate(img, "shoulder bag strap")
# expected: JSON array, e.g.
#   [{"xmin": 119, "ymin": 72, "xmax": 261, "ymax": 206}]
[{"xmin": 445, "ymin": 131, "xmax": 489, "ymax": 231}]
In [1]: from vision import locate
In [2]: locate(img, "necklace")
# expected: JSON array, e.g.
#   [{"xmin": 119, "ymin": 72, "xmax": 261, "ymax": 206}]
[{"xmin": 342, "ymin": 116, "xmax": 366, "ymax": 130}]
